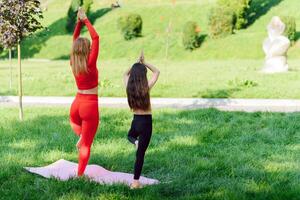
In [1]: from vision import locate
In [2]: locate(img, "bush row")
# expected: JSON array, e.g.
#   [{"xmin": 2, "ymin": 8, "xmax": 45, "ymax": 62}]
[
  {"xmin": 117, "ymin": 14, "xmax": 205, "ymax": 50},
  {"xmin": 209, "ymin": 0, "xmax": 252, "ymax": 38},
  {"xmin": 67, "ymin": 4, "xmax": 297, "ymax": 50},
  {"xmin": 208, "ymin": 0, "xmax": 297, "ymax": 41}
]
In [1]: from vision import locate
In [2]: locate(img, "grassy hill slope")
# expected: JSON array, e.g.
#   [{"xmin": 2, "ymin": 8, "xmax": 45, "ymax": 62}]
[{"xmin": 4, "ymin": 0, "xmax": 299, "ymax": 60}]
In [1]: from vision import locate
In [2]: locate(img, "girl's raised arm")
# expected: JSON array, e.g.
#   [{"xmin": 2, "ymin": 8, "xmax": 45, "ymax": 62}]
[
  {"xmin": 145, "ymin": 62, "xmax": 160, "ymax": 89},
  {"xmin": 138, "ymin": 50, "xmax": 160, "ymax": 89}
]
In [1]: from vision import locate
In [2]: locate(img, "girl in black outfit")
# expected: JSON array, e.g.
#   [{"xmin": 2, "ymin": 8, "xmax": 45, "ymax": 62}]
[{"xmin": 123, "ymin": 51, "xmax": 160, "ymax": 189}]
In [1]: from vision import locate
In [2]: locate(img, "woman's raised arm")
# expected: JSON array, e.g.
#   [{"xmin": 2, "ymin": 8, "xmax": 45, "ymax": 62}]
[
  {"xmin": 77, "ymin": 7, "xmax": 100, "ymax": 65},
  {"xmin": 83, "ymin": 18, "xmax": 99, "ymax": 65},
  {"xmin": 73, "ymin": 20, "xmax": 83, "ymax": 41}
]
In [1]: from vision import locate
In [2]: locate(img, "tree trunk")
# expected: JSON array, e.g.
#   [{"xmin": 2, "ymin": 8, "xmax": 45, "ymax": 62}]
[
  {"xmin": 9, "ymin": 49, "xmax": 12, "ymax": 90},
  {"xmin": 18, "ymin": 44, "xmax": 23, "ymax": 120}
]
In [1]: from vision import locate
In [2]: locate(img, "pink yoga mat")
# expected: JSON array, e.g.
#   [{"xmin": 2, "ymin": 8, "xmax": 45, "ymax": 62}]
[{"xmin": 24, "ymin": 159, "xmax": 159, "ymax": 186}]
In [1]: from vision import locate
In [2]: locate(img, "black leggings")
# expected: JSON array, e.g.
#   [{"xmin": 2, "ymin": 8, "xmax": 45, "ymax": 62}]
[{"xmin": 127, "ymin": 114, "xmax": 152, "ymax": 180}]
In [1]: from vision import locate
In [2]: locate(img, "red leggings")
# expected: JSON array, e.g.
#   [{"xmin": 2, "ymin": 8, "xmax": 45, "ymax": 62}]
[{"xmin": 70, "ymin": 93, "xmax": 99, "ymax": 176}]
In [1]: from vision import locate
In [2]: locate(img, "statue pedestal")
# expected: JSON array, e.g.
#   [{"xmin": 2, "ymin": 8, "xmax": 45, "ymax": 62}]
[{"xmin": 262, "ymin": 56, "xmax": 288, "ymax": 73}]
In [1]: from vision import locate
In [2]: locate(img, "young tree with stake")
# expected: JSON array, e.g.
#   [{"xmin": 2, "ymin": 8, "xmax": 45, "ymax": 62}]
[{"xmin": 0, "ymin": 0, "xmax": 43, "ymax": 120}]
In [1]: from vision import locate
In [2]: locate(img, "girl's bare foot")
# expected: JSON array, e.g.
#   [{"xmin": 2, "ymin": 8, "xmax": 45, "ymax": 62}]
[
  {"xmin": 134, "ymin": 140, "xmax": 139, "ymax": 150},
  {"xmin": 130, "ymin": 179, "xmax": 142, "ymax": 189}
]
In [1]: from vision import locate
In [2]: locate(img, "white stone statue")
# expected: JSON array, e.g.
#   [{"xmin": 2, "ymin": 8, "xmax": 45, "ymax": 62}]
[{"xmin": 262, "ymin": 16, "xmax": 290, "ymax": 73}]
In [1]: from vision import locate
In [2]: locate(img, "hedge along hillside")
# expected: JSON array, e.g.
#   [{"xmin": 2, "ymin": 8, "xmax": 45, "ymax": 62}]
[
  {"xmin": 208, "ymin": 6, "xmax": 235, "ymax": 38},
  {"xmin": 281, "ymin": 16, "xmax": 297, "ymax": 43},
  {"xmin": 217, "ymin": 0, "xmax": 252, "ymax": 30}
]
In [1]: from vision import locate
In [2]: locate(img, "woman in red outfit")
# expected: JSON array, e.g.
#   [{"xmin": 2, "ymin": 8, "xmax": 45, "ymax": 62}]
[{"xmin": 69, "ymin": 8, "xmax": 100, "ymax": 176}]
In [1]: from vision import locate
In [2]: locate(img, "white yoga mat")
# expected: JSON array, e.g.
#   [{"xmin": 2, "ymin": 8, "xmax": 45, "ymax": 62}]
[{"xmin": 24, "ymin": 159, "xmax": 159, "ymax": 186}]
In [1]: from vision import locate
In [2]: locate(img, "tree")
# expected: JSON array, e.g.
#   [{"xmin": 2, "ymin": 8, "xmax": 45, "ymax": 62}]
[
  {"xmin": 0, "ymin": 0, "xmax": 43, "ymax": 120},
  {"xmin": 66, "ymin": 0, "xmax": 93, "ymax": 33}
]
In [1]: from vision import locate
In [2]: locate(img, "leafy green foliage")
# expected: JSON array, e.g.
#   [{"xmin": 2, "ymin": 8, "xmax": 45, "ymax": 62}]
[
  {"xmin": 66, "ymin": 0, "xmax": 93, "ymax": 33},
  {"xmin": 218, "ymin": 0, "xmax": 252, "ymax": 30},
  {"xmin": 117, "ymin": 13, "xmax": 143, "ymax": 40},
  {"xmin": 0, "ymin": 0, "xmax": 43, "ymax": 48},
  {"xmin": 228, "ymin": 78, "xmax": 258, "ymax": 88},
  {"xmin": 82, "ymin": 0, "xmax": 93, "ymax": 16},
  {"xmin": 208, "ymin": 6, "xmax": 234, "ymax": 38},
  {"xmin": 182, "ymin": 21, "xmax": 201, "ymax": 50},
  {"xmin": 66, "ymin": 0, "xmax": 82, "ymax": 33},
  {"xmin": 281, "ymin": 16, "xmax": 297, "ymax": 42}
]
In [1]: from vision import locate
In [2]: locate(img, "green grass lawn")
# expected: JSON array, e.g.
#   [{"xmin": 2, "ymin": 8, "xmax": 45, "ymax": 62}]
[
  {"xmin": 1, "ymin": 107, "xmax": 300, "ymax": 199},
  {"xmin": 1, "ymin": 0, "xmax": 299, "ymax": 60},
  {"xmin": 2, "ymin": 59, "xmax": 300, "ymax": 98}
]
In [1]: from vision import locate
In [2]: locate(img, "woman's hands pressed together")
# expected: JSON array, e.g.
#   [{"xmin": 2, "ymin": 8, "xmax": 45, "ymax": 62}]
[{"xmin": 77, "ymin": 7, "xmax": 87, "ymax": 21}]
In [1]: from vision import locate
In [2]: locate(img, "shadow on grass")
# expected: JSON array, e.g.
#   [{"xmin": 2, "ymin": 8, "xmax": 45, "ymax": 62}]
[
  {"xmin": 198, "ymin": 34, "xmax": 208, "ymax": 45},
  {"xmin": 194, "ymin": 79, "xmax": 258, "ymax": 98},
  {"xmin": 0, "ymin": 89, "xmax": 17, "ymax": 96},
  {"xmin": 247, "ymin": 0, "xmax": 284, "ymax": 27},
  {"xmin": 295, "ymin": 31, "xmax": 300, "ymax": 42},
  {"xmin": 54, "ymin": 55, "xmax": 70, "ymax": 60},
  {"xmin": 193, "ymin": 87, "xmax": 241, "ymax": 98},
  {"xmin": 89, "ymin": 8, "xmax": 112, "ymax": 25},
  {"xmin": 20, "ymin": 17, "xmax": 68, "ymax": 59},
  {"xmin": 1, "ymin": 108, "xmax": 300, "ymax": 199}
]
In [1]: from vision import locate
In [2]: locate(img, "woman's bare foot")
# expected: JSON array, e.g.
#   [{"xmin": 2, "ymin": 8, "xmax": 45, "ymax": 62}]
[
  {"xmin": 134, "ymin": 140, "xmax": 139, "ymax": 150},
  {"xmin": 76, "ymin": 135, "xmax": 82, "ymax": 150},
  {"xmin": 130, "ymin": 179, "xmax": 142, "ymax": 189}
]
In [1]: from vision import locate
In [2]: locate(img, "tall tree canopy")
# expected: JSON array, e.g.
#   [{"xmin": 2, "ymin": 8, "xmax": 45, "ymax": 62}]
[{"xmin": 0, "ymin": 0, "xmax": 43, "ymax": 48}]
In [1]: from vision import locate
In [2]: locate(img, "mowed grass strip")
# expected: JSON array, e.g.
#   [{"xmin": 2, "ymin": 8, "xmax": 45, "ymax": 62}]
[
  {"xmin": 1, "ymin": 107, "xmax": 300, "ymax": 199},
  {"xmin": 1, "ymin": 59, "xmax": 300, "ymax": 98}
]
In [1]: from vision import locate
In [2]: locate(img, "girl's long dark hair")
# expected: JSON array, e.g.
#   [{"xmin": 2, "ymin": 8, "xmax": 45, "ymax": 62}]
[{"xmin": 126, "ymin": 63, "xmax": 151, "ymax": 111}]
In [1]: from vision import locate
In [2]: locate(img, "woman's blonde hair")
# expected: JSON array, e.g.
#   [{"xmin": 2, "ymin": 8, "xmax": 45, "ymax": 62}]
[{"xmin": 71, "ymin": 37, "xmax": 90, "ymax": 75}]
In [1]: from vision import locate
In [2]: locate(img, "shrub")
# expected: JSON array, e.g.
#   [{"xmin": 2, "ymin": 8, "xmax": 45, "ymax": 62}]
[
  {"xmin": 66, "ymin": 0, "xmax": 93, "ymax": 33},
  {"xmin": 218, "ymin": 0, "xmax": 252, "ymax": 29},
  {"xmin": 182, "ymin": 21, "xmax": 201, "ymax": 50},
  {"xmin": 82, "ymin": 0, "xmax": 93, "ymax": 17},
  {"xmin": 281, "ymin": 16, "xmax": 297, "ymax": 42},
  {"xmin": 208, "ymin": 6, "xmax": 234, "ymax": 38},
  {"xmin": 66, "ymin": 0, "xmax": 82, "ymax": 33},
  {"xmin": 117, "ymin": 14, "xmax": 143, "ymax": 40}
]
